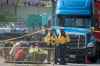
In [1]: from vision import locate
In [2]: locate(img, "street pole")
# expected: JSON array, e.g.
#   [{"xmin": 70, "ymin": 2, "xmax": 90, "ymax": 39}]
[
  {"xmin": 51, "ymin": 0, "xmax": 56, "ymax": 65},
  {"xmin": 51, "ymin": 0, "xmax": 56, "ymax": 26},
  {"xmin": 15, "ymin": 0, "xmax": 20, "ymax": 16}
]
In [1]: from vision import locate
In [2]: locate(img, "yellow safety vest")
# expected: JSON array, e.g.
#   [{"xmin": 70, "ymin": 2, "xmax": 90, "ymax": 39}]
[
  {"xmin": 56, "ymin": 35, "xmax": 70, "ymax": 45},
  {"xmin": 44, "ymin": 32, "xmax": 70, "ymax": 45},
  {"xmin": 44, "ymin": 32, "xmax": 56, "ymax": 45}
]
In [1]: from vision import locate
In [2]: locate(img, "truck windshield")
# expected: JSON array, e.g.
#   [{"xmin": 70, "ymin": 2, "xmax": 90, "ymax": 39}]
[{"xmin": 63, "ymin": 18, "xmax": 91, "ymax": 28}]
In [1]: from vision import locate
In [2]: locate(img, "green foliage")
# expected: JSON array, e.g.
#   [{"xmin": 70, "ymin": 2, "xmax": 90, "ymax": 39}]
[{"xmin": 0, "ymin": 14, "xmax": 17, "ymax": 22}]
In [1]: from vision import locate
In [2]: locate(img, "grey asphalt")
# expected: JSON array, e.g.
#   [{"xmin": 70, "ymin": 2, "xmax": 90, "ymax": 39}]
[
  {"xmin": 0, "ymin": 56, "xmax": 100, "ymax": 66},
  {"xmin": 0, "ymin": 64, "xmax": 100, "ymax": 66}
]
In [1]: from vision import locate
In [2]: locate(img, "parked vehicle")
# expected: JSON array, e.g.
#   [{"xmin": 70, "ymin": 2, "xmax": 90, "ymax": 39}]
[
  {"xmin": 94, "ymin": 0, "xmax": 100, "ymax": 63},
  {"xmin": 94, "ymin": 0, "xmax": 100, "ymax": 43},
  {"xmin": 53, "ymin": 0, "xmax": 95, "ymax": 64}
]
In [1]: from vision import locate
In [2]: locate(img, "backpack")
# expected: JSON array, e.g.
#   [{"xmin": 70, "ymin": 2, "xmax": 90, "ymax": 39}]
[{"xmin": 15, "ymin": 48, "xmax": 26, "ymax": 61}]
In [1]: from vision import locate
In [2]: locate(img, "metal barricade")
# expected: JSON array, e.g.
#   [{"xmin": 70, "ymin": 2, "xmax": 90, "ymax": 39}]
[{"xmin": 2, "ymin": 47, "xmax": 55, "ymax": 64}]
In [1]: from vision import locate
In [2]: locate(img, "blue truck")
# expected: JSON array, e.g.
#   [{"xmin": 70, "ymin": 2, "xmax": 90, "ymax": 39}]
[{"xmin": 54, "ymin": 0, "xmax": 96, "ymax": 64}]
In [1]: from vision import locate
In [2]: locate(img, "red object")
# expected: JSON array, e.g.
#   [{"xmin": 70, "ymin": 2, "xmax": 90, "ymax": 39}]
[
  {"xmin": 94, "ymin": 1, "xmax": 100, "ymax": 41},
  {"xmin": 95, "ymin": 2, "xmax": 100, "ymax": 21},
  {"xmin": 85, "ymin": 56, "xmax": 92, "ymax": 64},
  {"xmin": 96, "ymin": 2, "xmax": 100, "ymax": 9},
  {"xmin": 15, "ymin": 49, "xmax": 26, "ymax": 61},
  {"xmin": 94, "ymin": 31, "xmax": 100, "ymax": 41}
]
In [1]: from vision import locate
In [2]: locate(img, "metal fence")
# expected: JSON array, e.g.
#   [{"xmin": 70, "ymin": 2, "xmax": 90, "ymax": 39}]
[{"xmin": 1, "ymin": 47, "xmax": 55, "ymax": 64}]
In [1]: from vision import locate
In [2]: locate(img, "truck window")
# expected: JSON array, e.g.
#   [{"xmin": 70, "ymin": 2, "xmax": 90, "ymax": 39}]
[{"xmin": 63, "ymin": 18, "xmax": 91, "ymax": 28}]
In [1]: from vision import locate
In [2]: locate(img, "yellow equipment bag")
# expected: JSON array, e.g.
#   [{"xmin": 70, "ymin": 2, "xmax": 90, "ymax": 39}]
[{"xmin": 29, "ymin": 47, "xmax": 48, "ymax": 55}]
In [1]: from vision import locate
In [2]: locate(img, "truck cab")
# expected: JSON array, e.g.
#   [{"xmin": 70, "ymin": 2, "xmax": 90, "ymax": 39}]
[{"xmin": 54, "ymin": 0, "xmax": 96, "ymax": 64}]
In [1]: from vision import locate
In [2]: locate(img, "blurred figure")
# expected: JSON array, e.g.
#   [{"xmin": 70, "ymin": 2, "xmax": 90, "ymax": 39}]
[
  {"xmin": 24, "ymin": 0, "xmax": 40, "ymax": 7},
  {"xmin": 55, "ymin": 29, "xmax": 70, "ymax": 65},
  {"xmin": 9, "ymin": 41, "xmax": 29, "ymax": 62}
]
